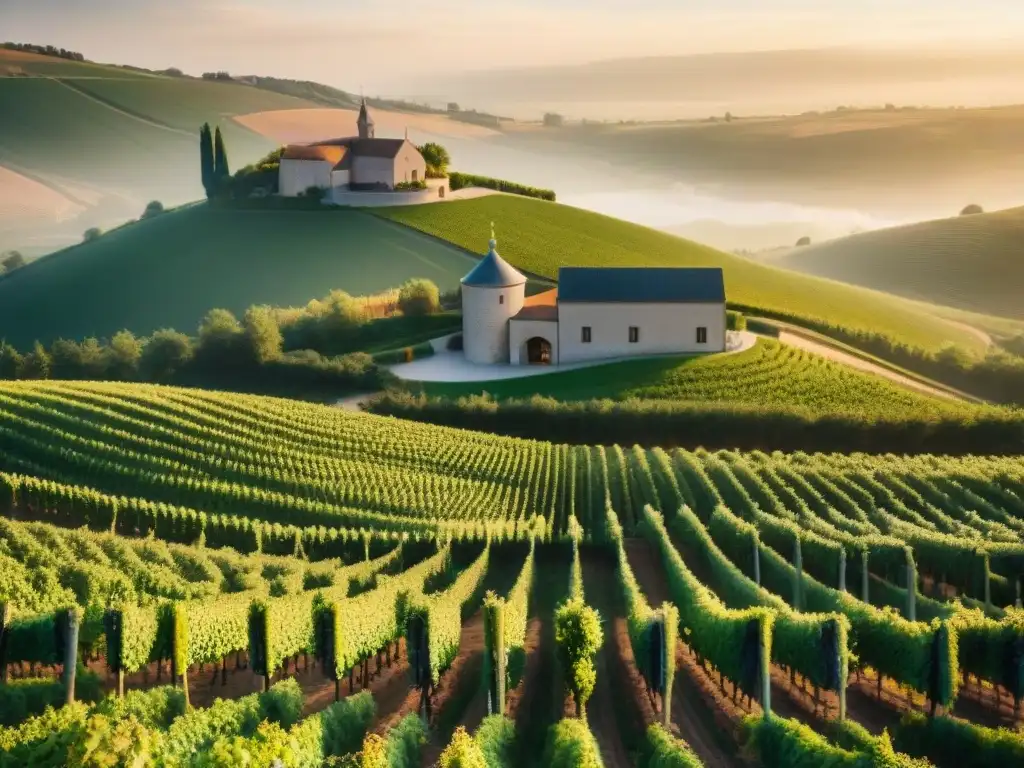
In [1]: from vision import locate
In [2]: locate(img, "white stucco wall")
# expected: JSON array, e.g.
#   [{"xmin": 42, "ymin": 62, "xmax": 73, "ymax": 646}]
[
  {"xmin": 509, "ymin": 319, "xmax": 559, "ymax": 365},
  {"xmin": 279, "ymin": 159, "xmax": 332, "ymax": 197},
  {"xmin": 557, "ymin": 302, "xmax": 726, "ymax": 363},
  {"xmin": 394, "ymin": 143, "xmax": 427, "ymax": 184},
  {"xmin": 462, "ymin": 283, "xmax": 526, "ymax": 364},
  {"xmin": 327, "ymin": 188, "xmax": 440, "ymax": 207},
  {"xmin": 330, "ymin": 168, "xmax": 350, "ymax": 188},
  {"xmin": 351, "ymin": 156, "xmax": 396, "ymax": 188}
]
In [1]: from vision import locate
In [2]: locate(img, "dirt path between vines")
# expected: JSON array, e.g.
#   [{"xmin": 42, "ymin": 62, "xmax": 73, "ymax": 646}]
[
  {"xmin": 507, "ymin": 550, "xmax": 569, "ymax": 764},
  {"xmin": 580, "ymin": 549, "xmax": 639, "ymax": 768},
  {"xmin": 415, "ymin": 609, "xmax": 487, "ymax": 767},
  {"xmin": 91, "ymin": 640, "xmax": 411, "ymax": 718},
  {"xmin": 624, "ymin": 539, "xmax": 740, "ymax": 768}
]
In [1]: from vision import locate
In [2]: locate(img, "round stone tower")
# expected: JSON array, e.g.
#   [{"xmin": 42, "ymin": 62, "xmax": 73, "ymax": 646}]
[{"xmin": 461, "ymin": 229, "xmax": 527, "ymax": 364}]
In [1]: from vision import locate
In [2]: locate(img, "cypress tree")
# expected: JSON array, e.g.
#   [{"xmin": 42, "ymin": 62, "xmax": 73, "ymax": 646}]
[
  {"xmin": 199, "ymin": 123, "xmax": 215, "ymax": 199},
  {"xmin": 214, "ymin": 126, "xmax": 230, "ymax": 187}
]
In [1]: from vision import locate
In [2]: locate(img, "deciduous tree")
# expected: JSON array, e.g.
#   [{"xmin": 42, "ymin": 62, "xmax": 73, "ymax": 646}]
[
  {"xmin": 106, "ymin": 330, "xmax": 143, "ymax": 380},
  {"xmin": 0, "ymin": 342, "xmax": 22, "ymax": 379},
  {"xmin": 243, "ymin": 306, "xmax": 283, "ymax": 364},
  {"xmin": 418, "ymin": 142, "xmax": 451, "ymax": 177},
  {"xmin": 140, "ymin": 329, "xmax": 193, "ymax": 381},
  {"xmin": 141, "ymin": 200, "xmax": 165, "ymax": 219},
  {"xmin": 1, "ymin": 251, "xmax": 25, "ymax": 274},
  {"xmin": 398, "ymin": 278, "xmax": 441, "ymax": 317},
  {"xmin": 17, "ymin": 341, "xmax": 52, "ymax": 380}
]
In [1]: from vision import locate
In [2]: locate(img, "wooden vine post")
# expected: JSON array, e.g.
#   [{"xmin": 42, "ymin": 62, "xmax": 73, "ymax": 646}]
[
  {"xmin": 861, "ymin": 550, "xmax": 870, "ymax": 603},
  {"xmin": 63, "ymin": 608, "xmax": 80, "ymax": 705},
  {"xmin": 792, "ymin": 538, "xmax": 804, "ymax": 611},
  {"xmin": 751, "ymin": 536, "xmax": 761, "ymax": 587},
  {"xmin": 838, "ymin": 548, "xmax": 847, "ymax": 593},
  {"xmin": 103, "ymin": 609, "xmax": 125, "ymax": 697},
  {"xmin": 982, "ymin": 553, "xmax": 992, "ymax": 614},
  {"xmin": 170, "ymin": 604, "xmax": 191, "ymax": 707},
  {"xmin": 248, "ymin": 602, "xmax": 270, "ymax": 694},
  {"xmin": 483, "ymin": 595, "xmax": 506, "ymax": 716},
  {"xmin": 314, "ymin": 600, "xmax": 341, "ymax": 702},
  {"xmin": 905, "ymin": 561, "xmax": 917, "ymax": 623},
  {"xmin": 0, "ymin": 603, "xmax": 9, "ymax": 684}
]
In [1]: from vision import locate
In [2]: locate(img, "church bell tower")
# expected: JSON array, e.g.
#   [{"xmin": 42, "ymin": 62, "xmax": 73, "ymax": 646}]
[{"xmin": 357, "ymin": 98, "xmax": 375, "ymax": 139}]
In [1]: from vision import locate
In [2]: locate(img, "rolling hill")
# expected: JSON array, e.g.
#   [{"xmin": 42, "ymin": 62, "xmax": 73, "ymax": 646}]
[
  {"xmin": 0, "ymin": 195, "xmax": 988, "ymax": 355},
  {"xmin": 0, "ymin": 205, "xmax": 479, "ymax": 348},
  {"xmin": 376, "ymin": 196, "xmax": 985, "ymax": 353},
  {"xmin": 504, "ymin": 104, "xmax": 1024, "ymax": 217},
  {"xmin": 0, "ymin": 50, "xmax": 317, "ymax": 252},
  {"xmin": 770, "ymin": 206, "xmax": 1024, "ymax": 320}
]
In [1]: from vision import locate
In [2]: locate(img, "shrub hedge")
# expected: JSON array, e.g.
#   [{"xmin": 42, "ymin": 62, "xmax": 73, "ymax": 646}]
[
  {"xmin": 367, "ymin": 391, "xmax": 1024, "ymax": 456},
  {"xmin": 448, "ymin": 172, "xmax": 556, "ymax": 201}
]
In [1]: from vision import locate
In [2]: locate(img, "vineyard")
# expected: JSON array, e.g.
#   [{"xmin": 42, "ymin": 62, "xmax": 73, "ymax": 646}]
[
  {"xmin": 419, "ymin": 338, "xmax": 990, "ymax": 420},
  {"xmin": 1, "ymin": 381, "xmax": 1023, "ymax": 766}
]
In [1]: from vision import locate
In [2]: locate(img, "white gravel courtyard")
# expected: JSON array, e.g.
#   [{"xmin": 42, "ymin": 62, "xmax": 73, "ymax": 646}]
[{"xmin": 387, "ymin": 331, "xmax": 755, "ymax": 383}]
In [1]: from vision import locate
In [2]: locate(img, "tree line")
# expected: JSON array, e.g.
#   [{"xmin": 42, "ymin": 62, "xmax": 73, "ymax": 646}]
[
  {"xmin": 1, "ymin": 42, "xmax": 85, "ymax": 61},
  {"xmin": 0, "ymin": 279, "xmax": 443, "ymax": 397},
  {"xmin": 366, "ymin": 391, "xmax": 1024, "ymax": 456}
]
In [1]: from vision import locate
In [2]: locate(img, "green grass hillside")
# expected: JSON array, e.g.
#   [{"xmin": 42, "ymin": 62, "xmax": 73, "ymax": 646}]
[
  {"xmin": 418, "ymin": 338, "xmax": 991, "ymax": 420},
  {"xmin": 773, "ymin": 206, "xmax": 1024, "ymax": 320},
  {"xmin": 0, "ymin": 51, "xmax": 315, "ymax": 249},
  {"xmin": 0, "ymin": 205, "xmax": 478, "ymax": 348},
  {"xmin": 376, "ymin": 196, "xmax": 984, "ymax": 353}
]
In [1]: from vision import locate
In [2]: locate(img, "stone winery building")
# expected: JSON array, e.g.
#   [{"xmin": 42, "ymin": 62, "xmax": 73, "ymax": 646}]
[{"xmin": 461, "ymin": 233, "xmax": 727, "ymax": 366}]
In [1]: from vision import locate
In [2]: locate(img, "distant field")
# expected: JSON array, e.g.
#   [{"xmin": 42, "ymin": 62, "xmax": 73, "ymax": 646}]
[
  {"xmin": 770, "ymin": 206, "xmax": 1024, "ymax": 320},
  {"xmin": 0, "ymin": 205, "xmax": 479, "ymax": 348},
  {"xmin": 508, "ymin": 105, "xmax": 1024, "ymax": 213},
  {"xmin": 0, "ymin": 49, "xmax": 157, "ymax": 79},
  {"xmin": 376, "ymin": 196, "xmax": 983, "ymax": 353},
  {"xmin": 0, "ymin": 165, "xmax": 82, "ymax": 229},
  {"xmin": 237, "ymin": 107, "xmax": 500, "ymax": 144},
  {"xmin": 419, "ymin": 338, "xmax": 988, "ymax": 420}
]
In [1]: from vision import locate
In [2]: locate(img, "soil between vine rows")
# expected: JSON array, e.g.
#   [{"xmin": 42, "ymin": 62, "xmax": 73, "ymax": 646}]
[{"xmin": 580, "ymin": 548, "xmax": 646, "ymax": 768}]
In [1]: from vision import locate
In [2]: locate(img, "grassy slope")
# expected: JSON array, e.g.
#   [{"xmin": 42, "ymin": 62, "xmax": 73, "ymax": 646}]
[
  {"xmin": 0, "ymin": 52, "xmax": 314, "ymax": 231},
  {"xmin": 0, "ymin": 206, "xmax": 479, "ymax": 348},
  {"xmin": 375, "ymin": 196, "xmax": 982, "ymax": 353},
  {"xmin": 418, "ymin": 338, "xmax": 993, "ymax": 419},
  {"xmin": 772, "ymin": 206, "xmax": 1024, "ymax": 320}
]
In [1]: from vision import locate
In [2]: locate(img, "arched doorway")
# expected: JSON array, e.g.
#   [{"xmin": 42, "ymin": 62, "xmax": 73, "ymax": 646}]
[{"xmin": 525, "ymin": 337, "xmax": 552, "ymax": 365}]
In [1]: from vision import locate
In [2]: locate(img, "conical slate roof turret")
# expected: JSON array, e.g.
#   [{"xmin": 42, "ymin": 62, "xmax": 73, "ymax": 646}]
[{"xmin": 461, "ymin": 226, "xmax": 527, "ymax": 288}]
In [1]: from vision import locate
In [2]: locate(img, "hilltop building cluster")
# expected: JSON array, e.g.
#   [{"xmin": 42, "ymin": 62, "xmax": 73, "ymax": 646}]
[{"xmin": 278, "ymin": 100, "xmax": 427, "ymax": 197}]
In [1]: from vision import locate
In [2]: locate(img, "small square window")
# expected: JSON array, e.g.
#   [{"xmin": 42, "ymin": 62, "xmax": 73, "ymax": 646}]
[
  {"xmin": 499, "ymin": 294, "xmax": 504, "ymax": 305},
  {"xmin": 696, "ymin": 327, "xmax": 708, "ymax": 344},
  {"xmin": 629, "ymin": 326, "xmax": 640, "ymax": 343},
  {"xmin": 581, "ymin": 326, "xmax": 592, "ymax": 343}
]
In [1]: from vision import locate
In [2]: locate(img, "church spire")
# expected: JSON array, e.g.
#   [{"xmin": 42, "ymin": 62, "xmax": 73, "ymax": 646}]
[
  {"xmin": 489, "ymin": 221, "xmax": 497, "ymax": 250},
  {"xmin": 357, "ymin": 96, "xmax": 375, "ymax": 139}
]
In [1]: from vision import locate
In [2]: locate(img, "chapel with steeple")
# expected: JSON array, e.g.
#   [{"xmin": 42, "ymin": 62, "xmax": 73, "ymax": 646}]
[{"xmin": 278, "ymin": 98, "xmax": 427, "ymax": 196}]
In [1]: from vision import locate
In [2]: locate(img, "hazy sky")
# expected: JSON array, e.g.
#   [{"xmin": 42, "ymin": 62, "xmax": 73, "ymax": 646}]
[{"xmin": 6, "ymin": 0, "xmax": 1024, "ymax": 93}]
